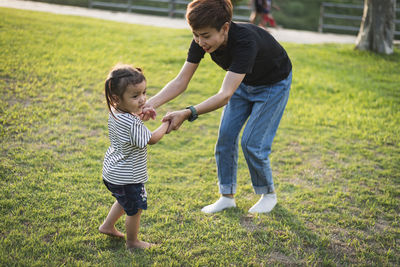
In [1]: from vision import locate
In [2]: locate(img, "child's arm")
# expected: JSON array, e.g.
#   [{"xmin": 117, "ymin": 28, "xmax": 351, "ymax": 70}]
[{"xmin": 148, "ymin": 120, "xmax": 170, "ymax": 145}]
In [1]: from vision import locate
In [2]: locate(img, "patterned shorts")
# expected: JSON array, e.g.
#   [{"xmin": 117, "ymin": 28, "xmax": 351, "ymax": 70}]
[{"xmin": 103, "ymin": 180, "xmax": 147, "ymax": 216}]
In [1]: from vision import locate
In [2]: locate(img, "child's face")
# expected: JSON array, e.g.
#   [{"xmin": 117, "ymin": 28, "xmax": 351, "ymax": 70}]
[
  {"xmin": 192, "ymin": 23, "xmax": 229, "ymax": 53},
  {"xmin": 116, "ymin": 81, "xmax": 147, "ymax": 115}
]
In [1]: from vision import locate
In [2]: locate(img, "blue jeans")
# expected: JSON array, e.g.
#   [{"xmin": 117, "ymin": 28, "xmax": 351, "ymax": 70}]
[{"xmin": 215, "ymin": 71, "xmax": 292, "ymax": 195}]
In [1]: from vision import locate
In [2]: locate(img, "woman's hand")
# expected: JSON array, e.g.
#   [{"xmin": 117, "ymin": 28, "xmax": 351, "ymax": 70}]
[
  {"xmin": 140, "ymin": 105, "xmax": 157, "ymax": 121},
  {"xmin": 162, "ymin": 109, "xmax": 191, "ymax": 133}
]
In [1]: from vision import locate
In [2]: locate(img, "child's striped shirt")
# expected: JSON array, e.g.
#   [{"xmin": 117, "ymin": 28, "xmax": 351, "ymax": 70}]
[{"xmin": 102, "ymin": 112, "xmax": 152, "ymax": 185}]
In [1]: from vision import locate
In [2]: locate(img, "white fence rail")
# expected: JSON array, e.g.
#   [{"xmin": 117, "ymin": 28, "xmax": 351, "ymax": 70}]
[{"xmin": 319, "ymin": 2, "xmax": 400, "ymax": 38}]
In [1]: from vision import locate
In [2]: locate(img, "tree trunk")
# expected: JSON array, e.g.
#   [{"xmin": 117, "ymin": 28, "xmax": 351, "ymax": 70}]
[{"xmin": 355, "ymin": 0, "xmax": 396, "ymax": 54}]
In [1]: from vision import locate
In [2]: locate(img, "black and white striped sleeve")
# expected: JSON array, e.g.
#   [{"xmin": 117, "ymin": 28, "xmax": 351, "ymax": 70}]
[{"xmin": 130, "ymin": 119, "xmax": 152, "ymax": 148}]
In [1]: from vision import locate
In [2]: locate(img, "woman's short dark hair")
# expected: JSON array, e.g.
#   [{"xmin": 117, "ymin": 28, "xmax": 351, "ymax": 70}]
[{"xmin": 186, "ymin": 0, "xmax": 233, "ymax": 31}]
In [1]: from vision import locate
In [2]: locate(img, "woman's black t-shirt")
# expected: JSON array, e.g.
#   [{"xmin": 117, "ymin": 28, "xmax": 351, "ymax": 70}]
[{"xmin": 187, "ymin": 21, "xmax": 292, "ymax": 86}]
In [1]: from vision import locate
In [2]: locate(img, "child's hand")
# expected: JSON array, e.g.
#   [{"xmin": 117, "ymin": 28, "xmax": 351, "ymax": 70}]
[
  {"xmin": 162, "ymin": 121, "xmax": 171, "ymax": 132},
  {"xmin": 162, "ymin": 110, "xmax": 189, "ymax": 134},
  {"xmin": 162, "ymin": 113, "xmax": 171, "ymax": 128},
  {"xmin": 140, "ymin": 107, "xmax": 157, "ymax": 121}
]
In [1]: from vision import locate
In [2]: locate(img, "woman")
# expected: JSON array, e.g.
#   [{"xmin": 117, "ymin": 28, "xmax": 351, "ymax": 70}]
[{"xmin": 142, "ymin": 0, "xmax": 292, "ymax": 214}]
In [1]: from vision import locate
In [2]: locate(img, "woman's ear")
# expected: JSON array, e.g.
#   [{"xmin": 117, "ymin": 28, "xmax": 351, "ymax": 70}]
[{"xmin": 222, "ymin": 22, "xmax": 230, "ymax": 34}]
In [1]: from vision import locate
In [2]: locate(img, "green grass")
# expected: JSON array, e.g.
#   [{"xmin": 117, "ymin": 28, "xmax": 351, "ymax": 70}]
[{"xmin": 1, "ymin": 7, "xmax": 399, "ymax": 266}]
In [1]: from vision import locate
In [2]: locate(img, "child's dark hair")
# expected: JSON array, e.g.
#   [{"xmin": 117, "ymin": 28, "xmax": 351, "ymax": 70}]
[
  {"xmin": 104, "ymin": 64, "xmax": 146, "ymax": 117},
  {"xmin": 186, "ymin": 0, "xmax": 233, "ymax": 31}
]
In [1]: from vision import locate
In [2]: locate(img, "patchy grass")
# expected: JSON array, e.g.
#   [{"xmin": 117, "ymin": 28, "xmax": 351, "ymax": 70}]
[{"xmin": 1, "ymin": 7, "xmax": 399, "ymax": 266}]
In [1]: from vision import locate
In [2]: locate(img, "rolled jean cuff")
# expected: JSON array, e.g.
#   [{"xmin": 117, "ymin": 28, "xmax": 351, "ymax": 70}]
[
  {"xmin": 219, "ymin": 183, "xmax": 237, "ymax": 195},
  {"xmin": 253, "ymin": 184, "xmax": 275, "ymax": 195}
]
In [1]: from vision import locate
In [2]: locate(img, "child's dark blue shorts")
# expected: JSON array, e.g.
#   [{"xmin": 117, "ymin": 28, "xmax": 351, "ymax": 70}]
[{"xmin": 103, "ymin": 180, "xmax": 147, "ymax": 216}]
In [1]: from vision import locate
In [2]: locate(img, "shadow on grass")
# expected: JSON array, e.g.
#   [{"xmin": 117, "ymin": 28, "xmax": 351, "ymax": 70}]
[
  {"xmin": 99, "ymin": 236, "xmax": 126, "ymax": 251},
  {"xmin": 227, "ymin": 204, "xmax": 342, "ymax": 264}
]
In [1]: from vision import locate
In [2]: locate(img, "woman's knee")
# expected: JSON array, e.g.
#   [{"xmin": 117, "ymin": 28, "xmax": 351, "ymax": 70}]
[
  {"xmin": 241, "ymin": 134, "xmax": 270, "ymax": 159},
  {"xmin": 216, "ymin": 137, "xmax": 236, "ymax": 155},
  {"xmin": 241, "ymin": 135, "xmax": 255, "ymax": 157}
]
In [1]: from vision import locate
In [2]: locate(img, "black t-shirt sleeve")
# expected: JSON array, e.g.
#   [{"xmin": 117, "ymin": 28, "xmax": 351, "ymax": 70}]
[
  {"xmin": 229, "ymin": 39, "xmax": 257, "ymax": 74},
  {"xmin": 187, "ymin": 39, "xmax": 205, "ymax": 64}
]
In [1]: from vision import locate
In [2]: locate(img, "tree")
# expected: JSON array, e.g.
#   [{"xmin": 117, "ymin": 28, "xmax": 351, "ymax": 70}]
[{"xmin": 355, "ymin": 0, "xmax": 396, "ymax": 54}]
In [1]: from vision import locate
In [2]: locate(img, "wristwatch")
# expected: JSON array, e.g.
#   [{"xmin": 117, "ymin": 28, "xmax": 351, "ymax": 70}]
[{"xmin": 185, "ymin": 106, "xmax": 198, "ymax": 122}]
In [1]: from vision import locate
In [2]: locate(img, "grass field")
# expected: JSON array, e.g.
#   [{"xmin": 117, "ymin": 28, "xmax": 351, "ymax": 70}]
[{"xmin": 1, "ymin": 7, "xmax": 399, "ymax": 266}]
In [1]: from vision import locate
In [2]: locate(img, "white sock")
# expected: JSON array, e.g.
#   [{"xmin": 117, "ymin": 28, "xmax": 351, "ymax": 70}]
[
  {"xmin": 201, "ymin": 196, "xmax": 236, "ymax": 214},
  {"xmin": 248, "ymin": 193, "xmax": 277, "ymax": 213}
]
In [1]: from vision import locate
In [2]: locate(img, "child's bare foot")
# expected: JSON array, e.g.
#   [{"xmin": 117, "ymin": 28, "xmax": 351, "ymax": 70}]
[
  {"xmin": 126, "ymin": 240, "xmax": 155, "ymax": 249},
  {"xmin": 98, "ymin": 225, "xmax": 125, "ymax": 238}
]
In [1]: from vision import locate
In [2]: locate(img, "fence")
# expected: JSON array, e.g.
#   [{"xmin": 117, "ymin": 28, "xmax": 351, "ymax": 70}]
[
  {"xmin": 319, "ymin": 2, "xmax": 400, "ymax": 39},
  {"xmin": 88, "ymin": 0, "xmax": 251, "ymax": 21}
]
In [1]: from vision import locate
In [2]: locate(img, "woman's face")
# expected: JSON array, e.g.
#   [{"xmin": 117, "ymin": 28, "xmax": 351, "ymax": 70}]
[{"xmin": 192, "ymin": 23, "xmax": 229, "ymax": 53}]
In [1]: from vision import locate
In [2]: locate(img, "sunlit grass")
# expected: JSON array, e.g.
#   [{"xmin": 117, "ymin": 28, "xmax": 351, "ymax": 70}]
[{"xmin": 1, "ymin": 7, "xmax": 399, "ymax": 266}]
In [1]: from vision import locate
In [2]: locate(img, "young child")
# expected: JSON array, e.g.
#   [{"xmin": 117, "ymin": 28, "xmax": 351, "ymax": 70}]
[{"xmin": 99, "ymin": 64, "xmax": 169, "ymax": 249}]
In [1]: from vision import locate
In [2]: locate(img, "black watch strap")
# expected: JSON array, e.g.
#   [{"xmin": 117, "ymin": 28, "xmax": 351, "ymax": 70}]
[{"xmin": 186, "ymin": 106, "xmax": 198, "ymax": 122}]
